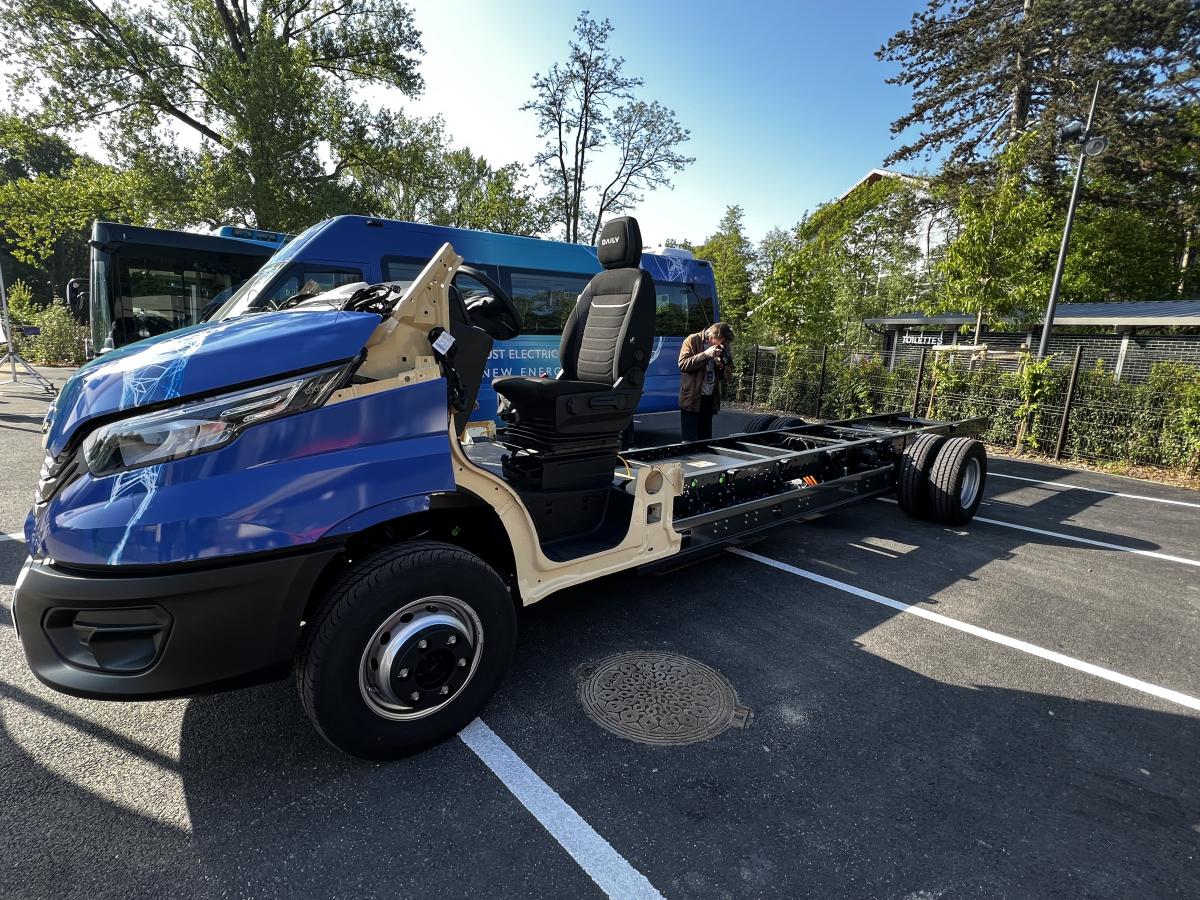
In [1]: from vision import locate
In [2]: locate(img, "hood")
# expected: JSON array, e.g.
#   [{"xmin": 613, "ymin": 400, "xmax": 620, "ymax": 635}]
[{"xmin": 44, "ymin": 309, "xmax": 381, "ymax": 457}]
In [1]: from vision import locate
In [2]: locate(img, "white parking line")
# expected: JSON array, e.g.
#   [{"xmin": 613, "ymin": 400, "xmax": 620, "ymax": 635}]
[
  {"xmin": 459, "ymin": 718, "xmax": 664, "ymax": 900},
  {"xmin": 729, "ymin": 548, "xmax": 1200, "ymax": 714},
  {"xmin": 1, "ymin": 532, "xmax": 23, "ymax": 544},
  {"xmin": 991, "ymin": 472, "xmax": 1200, "ymax": 509},
  {"xmin": 876, "ymin": 498, "xmax": 1200, "ymax": 569},
  {"xmin": 972, "ymin": 515, "xmax": 1200, "ymax": 569}
]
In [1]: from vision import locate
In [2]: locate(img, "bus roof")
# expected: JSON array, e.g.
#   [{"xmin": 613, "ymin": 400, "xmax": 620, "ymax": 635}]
[
  {"xmin": 276, "ymin": 215, "xmax": 715, "ymax": 285},
  {"xmin": 92, "ymin": 221, "xmax": 279, "ymax": 258}
]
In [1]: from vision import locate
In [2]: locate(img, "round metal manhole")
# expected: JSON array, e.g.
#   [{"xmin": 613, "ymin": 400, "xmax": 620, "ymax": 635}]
[{"xmin": 577, "ymin": 652, "xmax": 751, "ymax": 746}]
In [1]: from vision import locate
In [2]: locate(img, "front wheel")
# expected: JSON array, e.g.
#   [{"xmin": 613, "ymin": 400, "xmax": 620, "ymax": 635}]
[{"xmin": 297, "ymin": 542, "xmax": 516, "ymax": 759}]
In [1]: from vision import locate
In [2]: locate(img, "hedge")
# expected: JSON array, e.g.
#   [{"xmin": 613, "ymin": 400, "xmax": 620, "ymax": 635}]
[{"xmin": 735, "ymin": 344, "xmax": 1200, "ymax": 473}]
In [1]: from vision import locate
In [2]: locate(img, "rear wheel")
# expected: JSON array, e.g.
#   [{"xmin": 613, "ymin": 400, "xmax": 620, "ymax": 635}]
[
  {"xmin": 927, "ymin": 438, "xmax": 988, "ymax": 525},
  {"xmin": 768, "ymin": 416, "xmax": 808, "ymax": 430},
  {"xmin": 896, "ymin": 433, "xmax": 946, "ymax": 519},
  {"xmin": 743, "ymin": 414, "xmax": 779, "ymax": 433},
  {"xmin": 297, "ymin": 542, "xmax": 516, "ymax": 759}
]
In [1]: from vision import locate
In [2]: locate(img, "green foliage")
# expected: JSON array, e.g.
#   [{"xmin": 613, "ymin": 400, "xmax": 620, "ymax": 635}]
[
  {"xmin": 761, "ymin": 177, "xmax": 928, "ymax": 346},
  {"xmin": 0, "ymin": 158, "xmax": 153, "ymax": 265},
  {"xmin": 933, "ymin": 134, "xmax": 1057, "ymax": 327},
  {"xmin": 27, "ymin": 300, "xmax": 88, "ymax": 366},
  {"xmin": 0, "ymin": 0, "xmax": 426, "ymax": 231},
  {"xmin": 877, "ymin": 0, "xmax": 1200, "ymax": 184},
  {"xmin": 695, "ymin": 206, "xmax": 755, "ymax": 329},
  {"xmin": 4, "ymin": 279, "xmax": 40, "ymax": 325},
  {"xmin": 742, "ymin": 343, "xmax": 1200, "ymax": 474}
]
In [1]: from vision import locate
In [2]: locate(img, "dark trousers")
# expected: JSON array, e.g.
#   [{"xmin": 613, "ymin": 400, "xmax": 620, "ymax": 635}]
[{"xmin": 680, "ymin": 393, "xmax": 715, "ymax": 442}]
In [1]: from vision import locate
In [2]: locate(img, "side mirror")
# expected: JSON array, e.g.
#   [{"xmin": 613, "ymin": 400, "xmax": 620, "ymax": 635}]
[{"xmin": 65, "ymin": 278, "xmax": 88, "ymax": 323}]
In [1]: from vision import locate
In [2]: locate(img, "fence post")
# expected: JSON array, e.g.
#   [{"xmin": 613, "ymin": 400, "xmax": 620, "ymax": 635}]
[
  {"xmin": 748, "ymin": 345, "xmax": 759, "ymax": 406},
  {"xmin": 1053, "ymin": 345, "xmax": 1084, "ymax": 460},
  {"xmin": 814, "ymin": 345, "xmax": 828, "ymax": 418},
  {"xmin": 911, "ymin": 346, "xmax": 927, "ymax": 419}
]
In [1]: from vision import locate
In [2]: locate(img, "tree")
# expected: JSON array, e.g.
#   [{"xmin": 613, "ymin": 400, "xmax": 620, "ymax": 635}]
[
  {"xmin": 933, "ymin": 135, "xmax": 1057, "ymax": 337},
  {"xmin": 761, "ymin": 178, "xmax": 928, "ymax": 348},
  {"xmin": 878, "ymin": 0, "xmax": 1200, "ymax": 180},
  {"xmin": 0, "ymin": 113, "xmax": 141, "ymax": 299},
  {"xmin": 523, "ymin": 11, "xmax": 693, "ymax": 243},
  {"xmin": 695, "ymin": 206, "xmax": 756, "ymax": 330},
  {"xmin": 1, "ymin": 0, "xmax": 427, "ymax": 231}
]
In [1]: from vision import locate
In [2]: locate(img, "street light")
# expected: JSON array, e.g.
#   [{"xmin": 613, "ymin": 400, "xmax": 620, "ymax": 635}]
[{"xmin": 1036, "ymin": 80, "xmax": 1106, "ymax": 359}]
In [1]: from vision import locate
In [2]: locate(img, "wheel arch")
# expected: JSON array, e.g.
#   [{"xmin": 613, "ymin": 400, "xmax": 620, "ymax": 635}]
[{"xmin": 299, "ymin": 489, "xmax": 520, "ymax": 629}]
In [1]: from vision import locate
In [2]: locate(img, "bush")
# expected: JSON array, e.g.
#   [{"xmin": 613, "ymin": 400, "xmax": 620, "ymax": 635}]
[
  {"xmin": 28, "ymin": 300, "xmax": 87, "ymax": 367},
  {"xmin": 741, "ymin": 342, "xmax": 1200, "ymax": 473}
]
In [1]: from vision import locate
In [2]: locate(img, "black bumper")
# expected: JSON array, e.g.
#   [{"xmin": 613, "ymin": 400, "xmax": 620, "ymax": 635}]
[{"xmin": 13, "ymin": 548, "xmax": 340, "ymax": 700}]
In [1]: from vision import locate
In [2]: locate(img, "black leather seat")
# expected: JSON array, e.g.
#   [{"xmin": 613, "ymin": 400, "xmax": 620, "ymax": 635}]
[{"xmin": 493, "ymin": 216, "xmax": 656, "ymax": 489}]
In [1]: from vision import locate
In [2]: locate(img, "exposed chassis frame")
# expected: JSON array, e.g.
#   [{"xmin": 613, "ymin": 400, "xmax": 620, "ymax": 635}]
[{"xmin": 623, "ymin": 412, "xmax": 988, "ymax": 563}]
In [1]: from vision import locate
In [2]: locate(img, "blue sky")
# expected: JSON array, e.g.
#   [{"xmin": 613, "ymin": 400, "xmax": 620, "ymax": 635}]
[{"xmin": 399, "ymin": 0, "xmax": 938, "ymax": 245}]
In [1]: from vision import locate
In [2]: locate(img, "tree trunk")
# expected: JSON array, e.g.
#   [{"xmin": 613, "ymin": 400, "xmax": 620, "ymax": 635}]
[
  {"xmin": 1010, "ymin": 0, "xmax": 1033, "ymax": 138},
  {"xmin": 1179, "ymin": 224, "xmax": 1194, "ymax": 296}
]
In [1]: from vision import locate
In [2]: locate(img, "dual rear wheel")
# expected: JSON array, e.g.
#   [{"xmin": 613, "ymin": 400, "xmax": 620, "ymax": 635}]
[{"xmin": 896, "ymin": 435, "xmax": 987, "ymax": 526}]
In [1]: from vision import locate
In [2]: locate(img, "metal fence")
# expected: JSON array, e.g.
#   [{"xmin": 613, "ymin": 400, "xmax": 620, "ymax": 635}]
[{"xmin": 732, "ymin": 343, "xmax": 1200, "ymax": 472}]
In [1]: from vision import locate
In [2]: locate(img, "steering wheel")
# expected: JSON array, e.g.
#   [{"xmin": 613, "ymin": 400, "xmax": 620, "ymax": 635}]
[{"xmin": 455, "ymin": 265, "xmax": 523, "ymax": 340}]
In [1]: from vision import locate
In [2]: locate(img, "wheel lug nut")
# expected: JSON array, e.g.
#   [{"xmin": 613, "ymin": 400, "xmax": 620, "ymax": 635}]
[
  {"xmin": 398, "ymin": 668, "xmax": 409, "ymax": 679},
  {"xmin": 439, "ymin": 685, "xmax": 450, "ymax": 695},
  {"xmin": 457, "ymin": 658, "xmax": 467, "ymax": 667},
  {"xmin": 410, "ymin": 691, "xmax": 420, "ymax": 702},
  {"xmin": 418, "ymin": 639, "xmax": 428, "ymax": 650},
  {"xmin": 447, "ymin": 635, "xmax": 457, "ymax": 645}
]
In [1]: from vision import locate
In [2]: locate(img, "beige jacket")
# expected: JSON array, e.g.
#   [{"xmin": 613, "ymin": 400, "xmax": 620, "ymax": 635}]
[{"xmin": 677, "ymin": 331, "xmax": 730, "ymax": 412}]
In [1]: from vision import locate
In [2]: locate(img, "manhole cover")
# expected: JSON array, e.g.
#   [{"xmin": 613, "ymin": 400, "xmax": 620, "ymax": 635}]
[{"xmin": 577, "ymin": 652, "xmax": 751, "ymax": 746}]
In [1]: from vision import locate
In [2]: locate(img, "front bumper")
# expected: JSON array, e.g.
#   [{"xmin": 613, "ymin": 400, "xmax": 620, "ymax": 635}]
[{"xmin": 12, "ymin": 547, "xmax": 340, "ymax": 700}]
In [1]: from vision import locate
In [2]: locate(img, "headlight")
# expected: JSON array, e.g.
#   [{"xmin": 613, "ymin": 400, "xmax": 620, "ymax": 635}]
[{"xmin": 82, "ymin": 364, "xmax": 350, "ymax": 476}]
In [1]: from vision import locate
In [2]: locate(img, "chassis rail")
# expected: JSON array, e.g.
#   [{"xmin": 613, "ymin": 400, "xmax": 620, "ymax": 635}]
[{"xmin": 624, "ymin": 412, "xmax": 988, "ymax": 562}]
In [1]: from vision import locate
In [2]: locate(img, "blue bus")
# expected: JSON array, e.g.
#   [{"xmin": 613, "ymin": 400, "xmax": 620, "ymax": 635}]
[
  {"xmin": 213, "ymin": 215, "xmax": 718, "ymax": 419},
  {"xmin": 88, "ymin": 221, "xmax": 290, "ymax": 354}
]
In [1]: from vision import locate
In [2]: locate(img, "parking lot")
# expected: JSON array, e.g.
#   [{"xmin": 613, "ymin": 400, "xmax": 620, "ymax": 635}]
[{"xmin": 3, "ymin": 377, "xmax": 1199, "ymax": 899}]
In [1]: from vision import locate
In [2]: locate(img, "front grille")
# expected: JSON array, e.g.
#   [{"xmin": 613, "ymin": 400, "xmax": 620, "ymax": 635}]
[{"xmin": 36, "ymin": 448, "xmax": 82, "ymax": 507}]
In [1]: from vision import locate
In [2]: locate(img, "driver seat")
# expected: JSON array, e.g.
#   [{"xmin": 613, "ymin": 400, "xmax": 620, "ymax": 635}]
[{"xmin": 494, "ymin": 216, "xmax": 656, "ymax": 489}]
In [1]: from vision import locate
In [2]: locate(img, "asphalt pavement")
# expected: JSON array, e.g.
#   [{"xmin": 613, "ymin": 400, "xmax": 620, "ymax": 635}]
[{"xmin": 2, "ymin": 383, "xmax": 1199, "ymax": 898}]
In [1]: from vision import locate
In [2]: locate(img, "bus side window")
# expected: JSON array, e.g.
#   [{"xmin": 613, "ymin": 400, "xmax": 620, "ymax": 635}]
[
  {"xmin": 692, "ymin": 284, "xmax": 717, "ymax": 327},
  {"xmin": 656, "ymin": 285, "xmax": 689, "ymax": 336},
  {"xmin": 383, "ymin": 260, "xmax": 423, "ymax": 289},
  {"xmin": 683, "ymin": 285, "xmax": 712, "ymax": 332},
  {"xmin": 299, "ymin": 267, "xmax": 363, "ymax": 296},
  {"xmin": 509, "ymin": 271, "xmax": 589, "ymax": 335}
]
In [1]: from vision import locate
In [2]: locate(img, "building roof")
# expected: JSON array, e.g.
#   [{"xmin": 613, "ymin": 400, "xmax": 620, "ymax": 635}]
[
  {"xmin": 865, "ymin": 301, "xmax": 1200, "ymax": 330},
  {"xmin": 837, "ymin": 168, "xmax": 929, "ymax": 202}
]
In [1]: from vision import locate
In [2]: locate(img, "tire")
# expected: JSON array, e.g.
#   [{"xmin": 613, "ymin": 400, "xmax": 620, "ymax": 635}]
[
  {"xmin": 767, "ymin": 416, "xmax": 808, "ymax": 430},
  {"xmin": 743, "ymin": 414, "xmax": 779, "ymax": 433},
  {"xmin": 927, "ymin": 438, "xmax": 988, "ymax": 526},
  {"xmin": 896, "ymin": 433, "xmax": 947, "ymax": 519},
  {"xmin": 296, "ymin": 541, "xmax": 516, "ymax": 760}
]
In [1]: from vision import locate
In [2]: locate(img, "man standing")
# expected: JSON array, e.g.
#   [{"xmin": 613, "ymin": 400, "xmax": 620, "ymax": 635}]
[{"xmin": 678, "ymin": 322, "xmax": 734, "ymax": 442}]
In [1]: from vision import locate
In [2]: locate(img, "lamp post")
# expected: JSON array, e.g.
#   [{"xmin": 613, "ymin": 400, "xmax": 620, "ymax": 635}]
[{"xmin": 1036, "ymin": 80, "xmax": 1107, "ymax": 359}]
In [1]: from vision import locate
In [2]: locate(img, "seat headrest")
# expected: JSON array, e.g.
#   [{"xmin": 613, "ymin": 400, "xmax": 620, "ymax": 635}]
[{"xmin": 596, "ymin": 217, "xmax": 643, "ymax": 270}]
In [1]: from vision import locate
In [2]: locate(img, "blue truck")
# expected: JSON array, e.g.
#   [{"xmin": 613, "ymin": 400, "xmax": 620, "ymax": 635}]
[{"xmin": 13, "ymin": 217, "xmax": 987, "ymax": 759}]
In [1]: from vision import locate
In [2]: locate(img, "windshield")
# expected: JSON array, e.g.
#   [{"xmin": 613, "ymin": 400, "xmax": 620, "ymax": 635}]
[{"xmin": 210, "ymin": 260, "xmax": 289, "ymax": 321}]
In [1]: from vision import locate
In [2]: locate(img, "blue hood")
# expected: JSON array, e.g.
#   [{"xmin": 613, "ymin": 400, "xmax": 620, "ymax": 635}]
[{"xmin": 44, "ymin": 309, "xmax": 381, "ymax": 456}]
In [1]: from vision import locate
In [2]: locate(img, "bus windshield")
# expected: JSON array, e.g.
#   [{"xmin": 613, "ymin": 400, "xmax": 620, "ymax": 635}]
[{"xmin": 88, "ymin": 222, "xmax": 283, "ymax": 353}]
